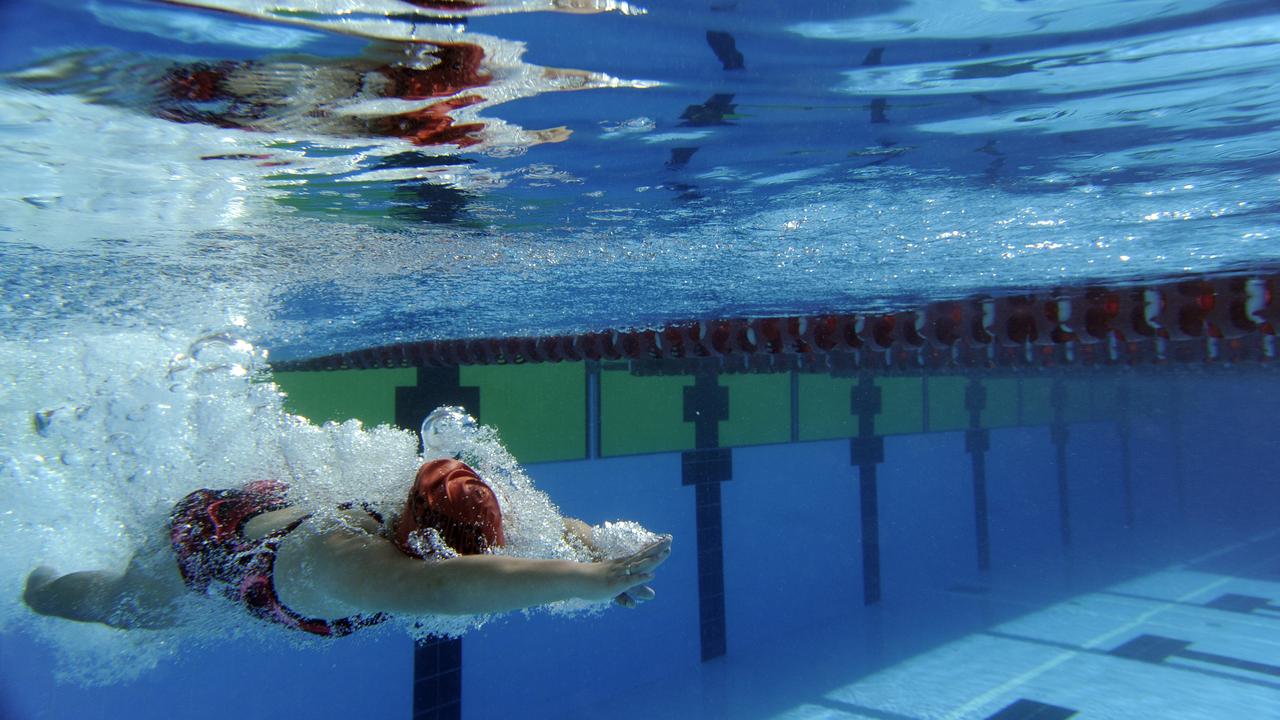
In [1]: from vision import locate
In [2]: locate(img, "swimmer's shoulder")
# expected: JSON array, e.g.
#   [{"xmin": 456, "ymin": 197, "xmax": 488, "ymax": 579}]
[
  {"xmin": 271, "ymin": 505, "xmax": 403, "ymax": 618},
  {"xmin": 242, "ymin": 504, "xmax": 383, "ymax": 542}
]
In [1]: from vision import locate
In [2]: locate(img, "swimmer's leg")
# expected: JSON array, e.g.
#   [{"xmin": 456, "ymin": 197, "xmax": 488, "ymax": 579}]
[{"xmin": 23, "ymin": 554, "xmax": 182, "ymax": 630}]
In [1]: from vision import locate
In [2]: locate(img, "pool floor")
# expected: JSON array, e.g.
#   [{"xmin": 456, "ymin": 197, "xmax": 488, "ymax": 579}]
[{"xmin": 571, "ymin": 530, "xmax": 1280, "ymax": 720}]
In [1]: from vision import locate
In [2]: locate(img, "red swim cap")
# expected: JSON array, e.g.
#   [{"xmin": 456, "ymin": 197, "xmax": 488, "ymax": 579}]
[{"xmin": 392, "ymin": 459, "xmax": 505, "ymax": 558}]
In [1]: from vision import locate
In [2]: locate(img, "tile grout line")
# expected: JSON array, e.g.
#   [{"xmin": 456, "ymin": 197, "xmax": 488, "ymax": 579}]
[
  {"xmin": 940, "ymin": 531, "xmax": 1280, "ymax": 720},
  {"xmin": 942, "ymin": 574, "xmax": 1235, "ymax": 720}
]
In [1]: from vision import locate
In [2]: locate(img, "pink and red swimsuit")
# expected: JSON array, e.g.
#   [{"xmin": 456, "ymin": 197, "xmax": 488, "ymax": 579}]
[
  {"xmin": 168, "ymin": 479, "xmax": 386, "ymax": 637},
  {"xmin": 169, "ymin": 460, "xmax": 504, "ymax": 637}
]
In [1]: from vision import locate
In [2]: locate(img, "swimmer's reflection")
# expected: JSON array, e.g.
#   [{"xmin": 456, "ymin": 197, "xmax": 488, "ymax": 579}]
[
  {"xmin": 167, "ymin": 0, "xmax": 645, "ymax": 22},
  {"xmin": 11, "ymin": 38, "xmax": 641, "ymax": 156},
  {"xmin": 24, "ymin": 408, "xmax": 673, "ymax": 635},
  {"xmin": 156, "ymin": 42, "xmax": 583, "ymax": 153}
]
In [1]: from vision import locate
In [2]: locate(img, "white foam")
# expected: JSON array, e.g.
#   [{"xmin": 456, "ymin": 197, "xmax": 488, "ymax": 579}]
[
  {"xmin": 420, "ymin": 406, "xmax": 660, "ymax": 567},
  {"xmin": 2, "ymin": 332, "xmax": 658, "ymax": 682}
]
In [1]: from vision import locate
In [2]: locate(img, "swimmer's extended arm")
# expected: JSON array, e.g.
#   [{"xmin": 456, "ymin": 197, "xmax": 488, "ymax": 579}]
[
  {"xmin": 303, "ymin": 528, "xmax": 671, "ymax": 616},
  {"xmin": 559, "ymin": 517, "xmax": 655, "ymax": 608}
]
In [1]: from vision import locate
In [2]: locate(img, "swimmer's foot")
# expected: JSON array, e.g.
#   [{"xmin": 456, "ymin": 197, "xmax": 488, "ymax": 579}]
[{"xmin": 23, "ymin": 566, "xmax": 59, "ymax": 608}]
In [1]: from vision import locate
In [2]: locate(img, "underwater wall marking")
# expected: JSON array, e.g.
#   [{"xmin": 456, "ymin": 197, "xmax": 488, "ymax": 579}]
[
  {"xmin": 586, "ymin": 360, "xmax": 601, "ymax": 459},
  {"xmin": 1168, "ymin": 379, "xmax": 1188, "ymax": 520},
  {"xmin": 395, "ymin": 367, "xmax": 478, "ymax": 720},
  {"xmin": 986, "ymin": 698, "xmax": 1078, "ymax": 720},
  {"xmin": 966, "ymin": 378, "xmax": 993, "ymax": 572},
  {"xmin": 1118, "ymin": 382, "xmax": 1135, "ymax": 531},
  {"xmin": 411, "ymin": 637, "xmax": 464, "ymax": 720},
  {"xmin": 681, "ymin": 364, "xmax": 732, "ymax": 662},
  {"xmin": 396, "ymin": 367, "xmax": 481, "ymax": 452},
  {"xmin": 1050, "ymin": 380, "xmax": 1072, "ymax": 548},
  {"xmin": 270, "ymin": 355, "xmax": 1219, "ymax": 684},
  {"xmin": 851, "ymin": 373, "xmax": 885, "ymax": 606}
]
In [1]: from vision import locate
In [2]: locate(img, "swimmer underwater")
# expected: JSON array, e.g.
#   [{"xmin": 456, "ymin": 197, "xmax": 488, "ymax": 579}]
[{"xmin": 23, "ymin": 409, "xmax": 673, "ymax": 636}]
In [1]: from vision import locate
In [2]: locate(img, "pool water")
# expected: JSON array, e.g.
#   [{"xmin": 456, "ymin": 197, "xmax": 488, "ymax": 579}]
[{"xmin": 1, "ymin": 0, "xmax": 1279, "ymax": 718}]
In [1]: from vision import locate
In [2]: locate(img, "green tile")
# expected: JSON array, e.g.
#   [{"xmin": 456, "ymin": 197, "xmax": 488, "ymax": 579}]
[
  {"xmin": 1020, "ymin": 379, "xmax": 1054, "ymax": 425},
  {"xmin": 719, "ymin": 373, "xmax": 791, "ymax": 447},
  {"xmin": 876, "ymin": 378, "xmax": 923, "ymax": 435},
  {"xmin": 601, "ymin": 371, "xmax": 695, "ymax": 456},
  {"xmin": 797, "ymin": 375, "xmax": 922, "ymax": 439},
  {"xmin": 1088, "ymin": 377, "xmax": 1121, "ymax": 419},
  {"xmin": 981, "ymin": 379, "xmax": 1021, "ymax": 428},
  {"xmin": 926, "ymin": 377, "xmax": 968, "ymax": 432},
  {"xmin": 1126, "ymin": 380, "xmax": 1167, "ymax": 417},
  {"xmin": 460, "ymin": 363, "xmax": 586, "ymax": 464},
  {"xmin": 798, "ymin": 375, "xmax": 857, "ymax": 441},
  {"xmin": 272, "ymin": 368, "xmax": 417, "ymax": 427},
  {"xmin": 1063, "ymin": 379, "xmax": 1094, "ymax": 423}
]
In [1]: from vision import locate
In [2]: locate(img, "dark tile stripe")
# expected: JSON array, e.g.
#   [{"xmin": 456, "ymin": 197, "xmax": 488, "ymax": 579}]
[
  {"xmin": 859, "ymin": 462, "xmax": 881, "ymax": 605},
  {"xmin": 1109, "ymin": 634, "xmax": 1190, "ymax": 663},
  {"xmin": 1102, "ymin": 590, "xmax": 1280, "ymax": 618},
  {"xmin": 1112, "ymin": 633, "xmax": 1280, "ymax": 678},
  {"xmin": 966, "ymin": 379, "xmax": 991, "ymax": 572},
  {"xmin": 1050, "ymin": 380, "xmax": 1071, "ymax": 547},
  {"xmin": 1204, "ymin": 593, "xmax": 1272, "ymax": 614},
  {"xmin": 586, "ymin": 360, "xmax": 601, "ymax": 459},
  {"xmin": 395, "ymin": 367, "xmax": 481, "ymax": 452},
  {"xmin": 1180, "ymin": 649, "xmax": 1280, "ymax": 678},
  {"xmin": 789, "ymin": 368, "xmax": 800, "ymax": 443},
  {"xmin": 397, "ymin": 369, "xmax": 477, "ymax": 720},
  {"xmin": 688, "ymin": 459, "xmax": 727, "ymax": 662},
  {"xmin": 682, "ymin": 449, "xmax": 731, "ymax": 486},
  {"xmin": 812, "ymin": 697, "xmax": 920, "ymax": 720},
  {"xmin": 852, "ymin": 375, "xmax": 884, "ymax": 606},
  {"xmin": 988, "ymin": 630, "xmax": 1280, "ymax": 694},
  {"xmin": 413, "ymin": 638, "xmax": 462, "ymax": 720},
  {"xmin": 1117, "ymin": 384, "xmax": 1135, "ymax": 529},
  {"xmin": 985, "ymin": 698, "xmax": 1077, "ymax": 720},
  {"xmin": 683, "ymin": 367, "xmax": 731, "ymax": 662}
]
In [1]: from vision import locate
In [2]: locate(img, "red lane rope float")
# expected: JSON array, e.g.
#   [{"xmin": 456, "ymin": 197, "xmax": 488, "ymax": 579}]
[{"xmin": 278, "ymin": 272, "xmax": 1280, "ymax": 372}]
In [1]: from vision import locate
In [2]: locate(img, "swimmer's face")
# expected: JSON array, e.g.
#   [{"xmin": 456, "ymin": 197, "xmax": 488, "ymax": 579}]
[{"xmin": 393, "ymin": 459, "xmax": 504, "ymax": 557}]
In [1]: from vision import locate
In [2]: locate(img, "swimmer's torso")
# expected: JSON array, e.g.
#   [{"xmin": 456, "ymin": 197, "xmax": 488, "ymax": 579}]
[{"xmin": 242, "ymin": 506, "xmax": 383, "ymax": 621}]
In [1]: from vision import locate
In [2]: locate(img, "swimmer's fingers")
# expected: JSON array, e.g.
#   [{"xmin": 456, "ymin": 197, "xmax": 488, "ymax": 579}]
[
  {"xmin": 600, "ymin": 536, "xmax": 670, "ymax": 596},
  {"xmin": 614, "ymin": 584, "xmax": 655, "ymax": 609},
  {"xmin": 622, "ymin": 535, "xmax": 672, "ymax": 575}
]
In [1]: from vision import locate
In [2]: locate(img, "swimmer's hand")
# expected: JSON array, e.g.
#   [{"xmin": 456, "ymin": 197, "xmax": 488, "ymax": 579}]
[{"xmin": 588, "ymin": 535, "xmax": 671, "ymax": 608}]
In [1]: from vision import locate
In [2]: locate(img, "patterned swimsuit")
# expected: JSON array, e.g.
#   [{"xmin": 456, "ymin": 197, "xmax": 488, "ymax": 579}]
[{"xmin": 169, "ymin": 480, "xmax": 387, "ymax": 637}]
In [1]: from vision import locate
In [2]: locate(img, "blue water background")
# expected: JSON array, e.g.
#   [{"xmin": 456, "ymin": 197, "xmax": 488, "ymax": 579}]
[{"xmin": 3, "ymin": 374, "xmax": 1279, "ymax": 719}]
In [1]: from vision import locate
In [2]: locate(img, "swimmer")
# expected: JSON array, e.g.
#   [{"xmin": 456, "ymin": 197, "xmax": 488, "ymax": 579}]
[{"xmin": 23, "ymin": 458, "xmax": 672, "ymax": 636}]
